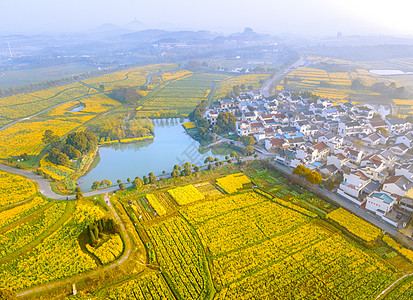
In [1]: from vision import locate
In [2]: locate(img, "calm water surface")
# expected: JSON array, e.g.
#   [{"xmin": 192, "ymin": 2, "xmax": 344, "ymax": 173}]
[{"xmin": 78, "ymin": 119, "xmax": 231, "ymax": 191}]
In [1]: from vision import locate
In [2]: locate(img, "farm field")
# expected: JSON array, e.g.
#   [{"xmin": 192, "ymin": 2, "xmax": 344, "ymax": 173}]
[
  {"xmin": 282, "ymin": 66, "xmax": 382, "ymax": 100},
  {"xmin": 95, "ymin": 272, "xmax": 174, "ymax": 299},
  {"xmin": 144, "ymin": 185, "xmax": 406, "ymax": 299},
  {"xmin": 383, "ymin": 275, "xmax": 413, "ymax": 299},
  {"xmin": 82, "ymin": 63, "xmax": 177, "ymax": 91},
  {"xmin": 0, "ymin": 202, "xmax": 105, "ymax": 291},
  {"xmin": 0, "ymin": 94, "xmax": 121, "ymax": 159},
  {"xmin": 213, "ymin": 73, "xmax": 272, "ymax": 100},
  {"xmin": 0, "ymin": 64, "xmax": 95, "ymax": 89},
  {"xmin": 0, "ymin": 170, "xmax": 37, "ymax": 207},
  {"xmin": 141, "ymin": 73, "xmax": 230, "ymax": 115},
  {"xmin": 0, "ymin": 82, "xmax": 95, "ymax": 127}
]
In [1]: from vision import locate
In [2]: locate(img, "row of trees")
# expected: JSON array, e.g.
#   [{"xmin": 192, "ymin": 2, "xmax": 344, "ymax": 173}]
[
  {"xmin": 293, "ymin": 164, "xmax": 323, "ymax": 185},
  {"xmin": 87, "ymin": 218, "xmax": 121, "ymax": 247},
  {"xmin": 97, "ymin": 117, "xmax": 154, "ymax": 141}
]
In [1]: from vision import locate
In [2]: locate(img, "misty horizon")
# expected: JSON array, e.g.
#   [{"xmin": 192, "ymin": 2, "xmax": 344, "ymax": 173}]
[{"xmin": 2, "ymin": 0, "xmax": 413, "ymax": 37}]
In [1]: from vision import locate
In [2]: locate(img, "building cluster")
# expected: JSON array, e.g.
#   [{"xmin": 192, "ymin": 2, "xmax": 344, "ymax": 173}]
[{"xmin": 205, "ymin": 90, "xmax": 413, "ymax": 228}]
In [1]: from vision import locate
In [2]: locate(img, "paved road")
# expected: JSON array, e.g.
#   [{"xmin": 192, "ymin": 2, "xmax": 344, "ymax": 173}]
[
  {"xmin": 260, "ymin": 57, "xmax": 306, "ymax": 97},
  {"xmin": 271, "ymin": 161, "xmax": 402, "ymax": 237},
  {"xmin": 0, "ymin": 163, "xmax": 130, "ymax": 200}
]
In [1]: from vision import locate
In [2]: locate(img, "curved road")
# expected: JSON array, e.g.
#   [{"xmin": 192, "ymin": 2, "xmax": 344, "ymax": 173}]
[{"xmin": 0, "ymin": 163, "xmax": 129, "ymax": 200}]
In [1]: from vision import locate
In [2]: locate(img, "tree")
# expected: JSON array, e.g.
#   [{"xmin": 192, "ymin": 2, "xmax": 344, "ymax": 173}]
[
  {"xmin": 127, "ymin": 178, "xmax": 131, "ymax": 183},
  {"xmin": 307, "ymin": 171, "xmax": 323, "ymax": 184},
  {"xmin": 243, "ymin": 145, "xmax": 254, "ymax": 156},
  {"xmin": 241, "ymin": 135, "xmax": 255, "ymax": 146},
  {"xmin": 48, "ymin": 148, "xmax": 69, "ymax": 166},
  {"xmin": 143, "ymin": 175, "xmax": 149, "ymax": 185},
  {"xmin": 76, "ymin": 191, "xmax": 83, "ymax": 199},
  {"xmin": 216, "ymin": 112, "xmax": 237, "ymax": 133},
  {"xmin": 119, "ymin": 183, "xmax": 126, "ymax": 190},
  {"xmin": 233, "ymin": 85, "xmax": 241, "ymax": 96},
  {"xmin": 148, "ymin": 172, "xmax": 157, "ymax": 184},
  {"xmin": 204, "ymin": 156, "xmax": 214, "ymax": 164},
  {"xmin": 100, "ymin": 179, "xmax": 112, "ymax": 187},
  {"xmin": 207, "ymin": 164, "xmax": 213, "ymax": 171},
  {"xmin": 42, "ymin": 129, "xmax": 59, "ymax": 145},
  {"xmin": 194, "ymin": 166, "xmax": 200, "ymax": 172},
  {"xmin": 62, "ymin": 144, "xmax": 81, "ymax": 160},
  {"xmin": 91, "ymin": 181, "xmax": 100, "ymax": 190},
  {"xmin": 117, "ymin": 179, "xmax": 122, "ymax": 185},
  {"xmin": 65, "ymin": 131, "xmax": 98, "ymax": 154},
  {"xmin": 212, "ymin": 125, "xmax": 221, "ymax": 134},
  {"xmin": 132, "ymin": 177, "xmax": 143, "ymax": 189}
]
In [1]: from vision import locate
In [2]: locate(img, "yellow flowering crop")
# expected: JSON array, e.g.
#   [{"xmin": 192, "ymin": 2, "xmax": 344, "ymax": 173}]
[
  {"xmin": 182, "ymin": 122, "xmax": 196, "ymax": 129},
  {"xmin": 146, "ymin": 194, "xmax": 167, "ymax": 216},
  {"xmin": 0, "ymin": 170, "xmax": 36, "ymax": 207},
  {"xmin": 383, "ymin": 235, "xmax": 413, "ymax": 262},
  {"xmin": 327, "ymin": 208, "xmax": 381, "ymax": 243},
  {"xmin": 215, "ymin": 172, "xmax": 251, "ymax": 194},
  {"xmin": 86, "ymin": 234, "xmax": 123, "ymax": 265},
  {"xmin": 0, "ymin": 203, "xmax": 104, "ymax": 291},
  {"xmin": 168, "ymin": 184, "xmax": 205, "ymax": 205}
]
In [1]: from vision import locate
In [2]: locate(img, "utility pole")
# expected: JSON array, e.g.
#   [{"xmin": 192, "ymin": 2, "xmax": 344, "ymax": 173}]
[{"xmin": 7, "ymin": 42, "xmax": 13, "ymax": 58}]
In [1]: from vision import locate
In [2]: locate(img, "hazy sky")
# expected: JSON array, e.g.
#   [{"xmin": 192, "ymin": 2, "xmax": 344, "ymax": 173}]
[{"xmin": 2, "ymin": 0, "xmax": 413, "ymax": 36}]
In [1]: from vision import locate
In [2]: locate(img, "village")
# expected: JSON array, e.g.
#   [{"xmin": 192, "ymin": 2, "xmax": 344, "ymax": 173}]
[{"xmin": 205, "ymin": 90, "xmax": 413, "ymax": 233}]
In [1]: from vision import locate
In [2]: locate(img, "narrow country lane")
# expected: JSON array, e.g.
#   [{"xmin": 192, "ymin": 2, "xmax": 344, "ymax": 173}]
[{"xmin": 16, "ymin": 194, "xmax": 134, "ymax": 298}]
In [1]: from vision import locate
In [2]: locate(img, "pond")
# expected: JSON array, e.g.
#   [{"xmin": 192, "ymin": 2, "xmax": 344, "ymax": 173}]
[
  {"xmin": 70, "ymin": 105, "xmax": 85, "ymax": 112},
  {"xmin": 77, "ymin": 118, "xmax": 236, "ymax": 191}
]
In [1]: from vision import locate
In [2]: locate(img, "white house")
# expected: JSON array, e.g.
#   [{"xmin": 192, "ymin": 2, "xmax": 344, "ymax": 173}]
[
  {"xmin": 382, "ymin": 175, "xmax": 413, "ymax": 197},
  {"xmin": 362, "ymin": 132, "xmax": 382, "ymax": 147},
  {"xmin": 338, "ymin": 170, "xmax": 371, "ymax": 204},
  {"xmin": 395, "ymin": 164, "xmax": 413, "ymax": 182},
  {"xmin": 237, "ymin": 121, "xmax": 250, "ymax": 136},
  {"xmin": 389, "ymin": 143, "xmax": 409, "ymax": 156},
  {"xmin": 265, "ymin": 138, "xmax": 289, "ymax": 151},
  {"xmin": 386, "ymin": 118, "xmax": 411, "ymax": 134},
  {"xmin": 338, "ymin": 121, "xmax": 364, "ymax": 137},
  {"xmin": 310, "ymin": 142, "xmax": 330, "ymax": 162},
  {"xmin": 327, "ymin": 153, "xmax": 348, "ymax": 170},
  {"xmin": 319, "ymin": 133, "xmax": 343, "ymax": 152},
  {"xmin": 344, "ymin": 148, "xmax": 364, "ymax": 166},
  {"xmin": 395, "ymin": 131, "xmax": 413, "ymax": 148},
  {"xmin": 365, "ymin": 192, "xmax": 396, "ymax": 216}
]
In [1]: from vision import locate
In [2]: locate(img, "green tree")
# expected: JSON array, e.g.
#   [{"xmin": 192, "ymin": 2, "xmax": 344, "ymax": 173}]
[
  {"xmin": 42, "ymin": 129, "xmax": 59, "ymax": 145},
  {"xmin": 91, "ymin": 181, "xmax": 100, "ymax": 190},
  {"xmin": 216, "ymin": 112, "xmax": 237, "ymax": 133},
  {"xmin": 119, "ymin": 183, "xmax": 126, "ymax": 190},
  {"xmin": 132, "ymin": 177, "xmax": 143, "ymax": 189},
  {"xmin": 143, "ymin": 175, "xmax": 149, "ymax": 185},
  {"xmin": 243, "ymin": 145, "xmax": 254, "ymax": 156},
  {"xmin": 204, "ymin": 156, "xmax": 214, "ymax": 164},
  {"xmin": 241, "ymin": 135, "xmax": 255, "ymax": 146},
  {"xmin": 48, "ymin": 148, "xmax": 69, "ymax": 166},
  {"xmin": 194, "ymin": 166, "xmax": 200, "ymax": 172},
  {"xmin": 148, "ymin": 172, "xmax": 157, "ymax": 184}
]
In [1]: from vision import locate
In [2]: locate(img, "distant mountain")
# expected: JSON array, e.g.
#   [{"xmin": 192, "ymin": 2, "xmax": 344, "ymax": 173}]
[
  {"xmin": 125, "ymin": 19, "xmax": 147, "ymax": 31},
  {"xmin": 86, "ymin": 23, "xmax": 134, "ymax": 38}
]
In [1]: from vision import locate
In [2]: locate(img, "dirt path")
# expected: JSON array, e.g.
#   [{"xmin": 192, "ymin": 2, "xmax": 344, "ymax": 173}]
[
  {"xmin": 16, "ymin": 194, "xmax": 133, "ymax": 298},
  {"xmin": 375, "ymin": 273, "xmax": 413, "ymax": 299}
]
